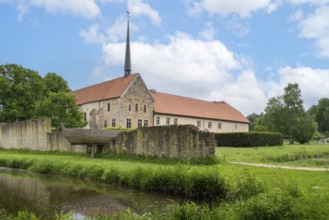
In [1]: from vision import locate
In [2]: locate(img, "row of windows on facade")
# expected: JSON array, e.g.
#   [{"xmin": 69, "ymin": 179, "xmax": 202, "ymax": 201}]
[
  {"xmin": 107, "ymin": 103, "xmax": 147, "ymax": 113},
  {"xmin": 155, "ymin": 117, "xmax": 223, "ymax": 129},
  {"xmin": 102, "ymin": 118, "xmax": 149, "ymax": 128}
]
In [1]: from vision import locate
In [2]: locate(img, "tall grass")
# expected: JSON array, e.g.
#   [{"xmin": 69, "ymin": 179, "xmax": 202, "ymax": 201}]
[{"xmin": 0, "ymin": 155, "xmax": 227, "ymax": 201}]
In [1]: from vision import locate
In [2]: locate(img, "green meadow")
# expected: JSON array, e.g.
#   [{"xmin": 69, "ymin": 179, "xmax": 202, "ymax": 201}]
[{"xmin": 1, "ymin": 143, "xmax": 329, "ymax": 219}]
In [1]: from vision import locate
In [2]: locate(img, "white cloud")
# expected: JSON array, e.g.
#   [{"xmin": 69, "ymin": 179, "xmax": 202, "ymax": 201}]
[
  {"xmin": 31, "ymin": 0, "xmax": 101, "ymax": 18},
  {"xmin": 226, "ymin": 20, "xmax": 250, "ymax": 37},
  {"xmin": 185, "ymin": 0, "xmax": 204, "ymax": 17},
  {"xmin": 201, "ymin": 0, "xmax": 276, "ymax": 18},
  {"xmin": 288, "ymin": 0, "xmax": 329, "ymax": 5},
  {"xmin": 199, "ymin": 22, "xmax": 216, "ymax": 40},
  {"xmin": 79, "ymin": 24, "xmax": 104, "ymax": 44},
  {"xmin": 16, "ymin": 2, "xmax": 30, "ymax": 22},
  {"xmin": 128, "ymin": 0, "xmax": 161, "ymax": 25},
  {"xmin": 3, "ymin": 0, "xmax": 101, "ymax": 20},
  {"xmin": 99, "ymin": 32, "xmax": 275, "ymax": 115},
  {"xmin": 297, "ymin": 5, "xmax": 329, "ymax": 57},
  {"xmin": 289, "ymin": 9, "xmax": 304, "ymax": 21},
  {"xmin": 277, "ymin": 66, "xmax": 329, "ymax": 108}
]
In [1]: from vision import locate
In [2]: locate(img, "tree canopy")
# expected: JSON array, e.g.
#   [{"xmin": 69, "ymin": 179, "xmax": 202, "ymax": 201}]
[
  {"xmin": 0, "ymin": 64, "xmax": 85, "ymax": 130},
  {"xmin": 264, "ymin": 83, "xmax": 315, "ymax": 144},
  {"xmin": 33, "ymin": 92, "xmax": 87, "ymax": 131},
  {"xmin": 0, "ymin": 64, "xmax": 45, "ymax": 122}
]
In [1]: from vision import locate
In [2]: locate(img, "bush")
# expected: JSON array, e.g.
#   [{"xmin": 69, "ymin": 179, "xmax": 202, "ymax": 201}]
[
  {"xmin": 238, "ymin": 188, "xmax": 297, "ymax": 220},
  {"xmin": 216, "ymin": 132, "xmax": 283, "ymax": 147}
]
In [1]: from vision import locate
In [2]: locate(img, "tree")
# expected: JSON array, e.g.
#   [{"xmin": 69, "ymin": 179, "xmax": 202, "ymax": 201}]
[
  {"xmin": 264, "ymin": 83, "xmax": 314, "ymax": 144},
  {"xmin": 295, "ymin": 113, "xmax": 317, "ymax": 144},
  {"xmin": 33, "ymin": 92, "xmax": 87, "ymax": 131},
  {"xmin": 0, "ymin": 64, "xmax": 45, "ymax": 122},
  {"xmin": 314, "ymin": 98, "xmax": 329, "ymax": 135},
  {"xmin": 247, "ymin": 112, "xmax": 267, "ymax": 132},
  {"xmin": 44, "ymin": 72, "xmax": 71, "ymax": 94}
]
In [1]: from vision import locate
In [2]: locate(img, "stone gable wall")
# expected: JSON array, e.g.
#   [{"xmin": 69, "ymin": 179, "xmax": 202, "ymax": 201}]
[
  {"xmin": 109, "ymin": 125, "xmax": 215, "ymax": 158},
  {"xmin": 117, "ymin": 76, "xmax": 154, "ymax": 128},
  {"xmin": 79, "ymin": 76, "xmax": 154, "ymax": 129}
]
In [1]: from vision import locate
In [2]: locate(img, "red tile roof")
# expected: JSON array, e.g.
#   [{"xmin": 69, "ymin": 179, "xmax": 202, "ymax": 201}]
[
  {"xmin": 72, "ymin": 74, "xmax": 139, "ymax": 105},
  {"xmin": 151, "ymin": 91, "xmax": 249, "ymax": 124}
]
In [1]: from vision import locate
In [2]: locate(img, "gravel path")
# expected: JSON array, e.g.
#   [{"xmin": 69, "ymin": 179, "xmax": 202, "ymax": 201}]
[{"xmin": 229, "ymin": 162, "xmax": 329, "ymax": 171}]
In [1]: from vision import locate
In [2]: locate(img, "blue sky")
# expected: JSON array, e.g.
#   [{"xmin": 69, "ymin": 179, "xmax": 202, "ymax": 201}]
[{"xmin": 1, "ymin": 0, "xmax": 329, "ymax": 115}]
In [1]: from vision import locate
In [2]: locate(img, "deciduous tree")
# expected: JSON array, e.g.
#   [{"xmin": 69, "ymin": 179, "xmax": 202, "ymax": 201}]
[
  {"xmin": 264, "ymin": 83, "xmax": 314, "ymax": 144},
  {"xmin": 0, "ymin": 64, "xmax": 45, "ymax": 122},
  {"xmin": 33, "ymin": 92, "xmax": 87, "ymax": 131}
]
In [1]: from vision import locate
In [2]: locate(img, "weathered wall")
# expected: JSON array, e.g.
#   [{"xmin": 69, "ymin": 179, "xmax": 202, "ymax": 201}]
[
  {"xmin": 108, "ymin": 125, "xmax": 215, "ymax": 158},
  {"xmin": 0, "ymin": 118, "xmax": 50, "ymax": 150},
  {"xmin": 0, "ymin": 119, "xmax": 85, "ymax": 152}
]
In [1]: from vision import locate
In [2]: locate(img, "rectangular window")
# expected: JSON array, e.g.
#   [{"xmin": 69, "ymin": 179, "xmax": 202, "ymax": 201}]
[
  {"xmin": 156, "ymin": 117, "xmax": 160, "ymax": 125},
  {"xmin": 144, "ymin": 104, "xmax": 147, "ymax": 112},
  {"xmin": 135, "ymin": 104, "xmax": 138, "ymax": 112},
  {"xmin": 84, "ymin": 112, "xmax": 87, "ymax": 122},
  {"xmin": 128, "ymin": 104, "xmax": 131, "ymax": 111},
  {"xmin": 235, "ymin": 124, "xmax": 238, "ymax": 130},
  {"xmin": 208, "ymin": 122, "xmax": 212, "ymax": 129},
  {"xmin": 218, "ymin": 123, "xmax": 222, "ymax": 129},
  {"xmin": 112, "ymin": 119, "xmax": 116, "ymax": 127},
  {"xmin": 138, "ymin": 119, "xmax": 142, "ymax": 127},
  {"xmin": 107, "ymin": 103, "xmax": 111, "ymax": 111},
  {"xmin": 126, "ymin": 118, "xmax": 131, "ymax": 128},
  {"xmin": 144, "ymin": 120, "xmax": 148, "ymax": 127},
  {"xmin": 104, "ymin": 120, "xmax": 107, "ymax": 128},
  {"xmin": 174, "ymin": 118, "xmax": 178, "ymax": 125},
  {"xmin": 197, "ymin": 121, "xmax": 201, "ymax": 128},
  {"xmin": 166, "ymin": 118, "xmax": 170, "ymax": 125}
]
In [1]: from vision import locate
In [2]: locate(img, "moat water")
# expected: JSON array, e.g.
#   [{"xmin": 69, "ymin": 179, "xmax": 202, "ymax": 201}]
[{"xmin": 0, "ymin": 167, "xmax": 183, "ymax": 219}]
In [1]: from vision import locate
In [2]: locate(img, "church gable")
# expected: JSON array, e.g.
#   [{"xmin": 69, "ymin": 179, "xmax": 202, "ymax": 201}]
[{"xmin": 118, "ymin": 75, "xmax": 154, "ymax": 127}]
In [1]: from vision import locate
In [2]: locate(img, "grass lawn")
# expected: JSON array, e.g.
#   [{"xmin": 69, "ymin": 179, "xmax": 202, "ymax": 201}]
[
  {"xmin": 216, "ymin": 141, "xmax": 329, "ymax": 167},
  {"xmin": 1, "ymin": 146, "xmax": 329, "ymax": 219}
]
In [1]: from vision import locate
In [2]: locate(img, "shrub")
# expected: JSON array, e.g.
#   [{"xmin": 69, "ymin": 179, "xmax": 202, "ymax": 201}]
[
  {"xmin": 216, "ymin": 132, "xmax": 283, "ymax": 147},
  {"xmin": 238, "ymin": 188, "xmax": 297, "ymax": 220},
  {"xmin": 228, "ymin": 171, "xmax": 265, "ymax": 201}
]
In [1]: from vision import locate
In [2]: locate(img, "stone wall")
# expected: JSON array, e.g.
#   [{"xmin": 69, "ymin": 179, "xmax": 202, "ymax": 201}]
[
  {"xmin": 108, "ymin": 125, "xmax": 215, "ymax": 158},
  {"xmin": 0, "ymin": 118, "xmax": 85, "ymax": 152},
  {"xmin": 0, "ymin": 119, "xmax": 215, "ymax": 159}
]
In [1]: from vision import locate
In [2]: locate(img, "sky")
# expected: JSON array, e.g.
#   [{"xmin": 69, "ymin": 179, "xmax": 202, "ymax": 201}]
[{"xmin": 1, "ymin": 0, "xmax": 329, "ymax": 116}]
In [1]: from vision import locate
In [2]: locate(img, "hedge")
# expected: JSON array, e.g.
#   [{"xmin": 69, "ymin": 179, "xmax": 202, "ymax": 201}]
[{"xmin": 215, "ymin": 132, "xmax": 283, "ymax": 147}]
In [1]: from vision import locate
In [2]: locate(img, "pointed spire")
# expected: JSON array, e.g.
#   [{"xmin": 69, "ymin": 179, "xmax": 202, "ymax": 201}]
[{"xmin": 124, "ymin": 11, "xmax": 131, "ymax": 78}]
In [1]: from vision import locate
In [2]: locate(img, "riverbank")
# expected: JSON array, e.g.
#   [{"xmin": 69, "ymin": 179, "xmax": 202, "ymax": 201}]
[{"xmin": 1, "ymin": 147, "xmax": 329, "ymax": 219}]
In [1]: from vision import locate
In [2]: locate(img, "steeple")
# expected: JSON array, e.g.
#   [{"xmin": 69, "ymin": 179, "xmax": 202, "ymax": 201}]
[{"xmin": 124, "ymin": 11, "xmax": 131, "ymax": 78}]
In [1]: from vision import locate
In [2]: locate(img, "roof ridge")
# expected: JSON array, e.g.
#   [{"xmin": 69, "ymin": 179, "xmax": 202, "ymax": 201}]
[{"xmin": 73, "ymin": 73, "xmax": 139, "ymax": 92}]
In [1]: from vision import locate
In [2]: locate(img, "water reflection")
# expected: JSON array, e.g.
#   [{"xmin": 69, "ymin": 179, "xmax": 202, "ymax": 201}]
[{"xmin": 0, "ymin": 168, "xmax": 183, "ymax": 219}]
